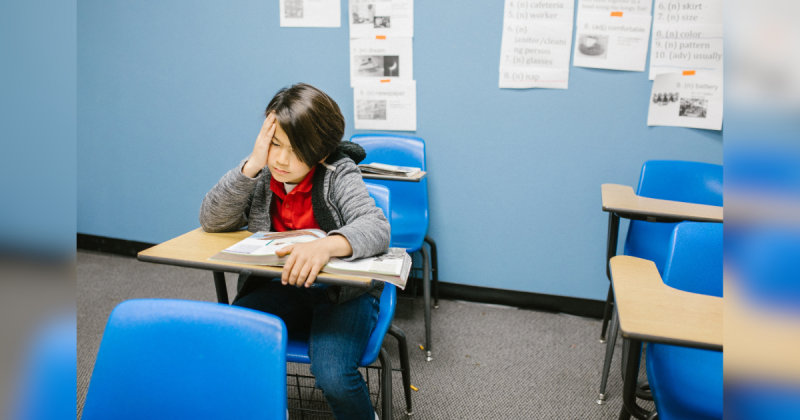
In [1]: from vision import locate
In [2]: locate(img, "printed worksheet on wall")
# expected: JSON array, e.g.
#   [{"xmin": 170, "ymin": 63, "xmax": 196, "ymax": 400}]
[
  {"xmin": 353, "ymin": 79, "xmax": 416, "ymax": 131},
  {"xmin": 649, "ymin": 0, "xmax": 723, "ymax": 79},
  {"xmin": 647, "ymin": 71, "xmax": 722, "ymax": 130},
  {"xmin": 499, "ymin": 0, "xmax": 575, "ymax": 89},
  {"xmin": 280, "ymin": 0, "xmax": 341, "ymax": 27},
  {"xmin": 350, "ymin": 36, "xmax": 413, "ymax": 86},
  {"xmin": 349, "ymin": 0, "xmax": 413, "ymax": 38},
  {"xmin": 573, "ymin": 0, "xmax": 652, "ymax": 72},
  {"xmin": 572, "ymin": 12, "xmax": 652, "ymax": 71}
]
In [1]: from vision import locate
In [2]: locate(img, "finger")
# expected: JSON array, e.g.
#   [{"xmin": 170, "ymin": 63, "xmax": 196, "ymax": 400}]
[
  {"xmin": 287, "ymin": 256, "xmax": 306, "ymax": 286},
  {"xmin": 281, "ymin": 253, "xmax": 296, "ymax": 285},
  {"xmin": 296, "ymin": 260, "xmax": 313, "ymax": 288},
  {"xmin": 276, "ymin": 244, "xmax": 294, "ymax": 257},
  {"xmin": 305, "ymin": 263, "xmax": 323, "ymax": 288}
]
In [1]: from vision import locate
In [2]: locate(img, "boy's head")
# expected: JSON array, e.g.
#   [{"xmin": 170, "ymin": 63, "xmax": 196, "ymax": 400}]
[{"xmin": 265, "ymin": 83, "xmax": 345, "ymax": 168}]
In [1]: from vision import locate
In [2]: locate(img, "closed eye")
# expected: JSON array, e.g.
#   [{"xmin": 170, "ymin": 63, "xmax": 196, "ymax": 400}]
[{"xmin": 271, "ymin": 141, "xmax": 280, "ymax": 147}]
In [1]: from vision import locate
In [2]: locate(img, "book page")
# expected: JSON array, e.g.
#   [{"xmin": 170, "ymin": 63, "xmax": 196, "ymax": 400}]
[
  {"xmin": 222, "ymin": 230, "xmax": 325, "ymax": 256},
  {"xmin": 280, "ymin": 0, "xmax": 342, "ymax": 27}
]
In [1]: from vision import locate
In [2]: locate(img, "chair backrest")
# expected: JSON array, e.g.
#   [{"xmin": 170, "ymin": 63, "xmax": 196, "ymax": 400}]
[
  {"xmin": 351, "ymin": 134, "xmax": 429, "ymax": 248},
  {"xmin": 646, "ymin": 222, "xmax": 723, "ymax": 420},
  {"xmin": 361, "ymin": 182, "xmax": 398, "ymax": 366},
  {"xmin": 624, "ymin": 160, "xmax": 723, "ymax": 275},
  {"xmin": 662, "ymin": 222, "xmax": 723, "ymax": 297},
  {"xmin": 82, "ymin": 299, "xmax": 288, "ymax": 420}
]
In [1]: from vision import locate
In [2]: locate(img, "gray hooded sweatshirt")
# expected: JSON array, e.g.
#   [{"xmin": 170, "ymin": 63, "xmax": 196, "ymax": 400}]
[{"xmin": 199, "ymin": 142, "xmax": 390, "ymax": 304}]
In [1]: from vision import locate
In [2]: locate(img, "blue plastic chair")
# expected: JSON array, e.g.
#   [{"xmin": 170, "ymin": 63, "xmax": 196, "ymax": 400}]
[
  {"xmin": 350, "ymin": 134, "xmax": 438, "ymax": 362},
  {"xmin": 598, "ymin": 160, "xmax": 722, "ymax": 403},
  {"xmin": 644, "ymin": 222, "xmax": 723, "ymax": 420},
  {"xmin": 284, "ymin": 182, "xmax": 413, "ymax": 418},
  {"xmin": 82, "ymin": 299, "xmax": 288, "ymax": 420}
]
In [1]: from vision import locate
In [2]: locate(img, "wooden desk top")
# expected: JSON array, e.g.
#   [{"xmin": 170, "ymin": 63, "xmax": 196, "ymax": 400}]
[
  {"xmin": 361, "ymin": 171, "xmax": 427, "ymax": 182},
  {"xmin": 610, "ymin": 255, "xmax": 723, "ymax": 351},
  {"xmin": 602, "ymin": 184, "xmax": 723, "ymax": 223},
  {"xmin": 137, "ymin": 228, "xmax": 373, "ymax": 289}
]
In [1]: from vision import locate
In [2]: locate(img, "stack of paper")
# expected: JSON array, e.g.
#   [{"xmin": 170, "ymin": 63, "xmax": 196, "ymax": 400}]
[
  {"xmin": 209, "ymin": 230, "xmax": 412, "ymax": 289},
  {"xmin": 358, "ymin": 162, "xmax": 421, "ymax": 177}
]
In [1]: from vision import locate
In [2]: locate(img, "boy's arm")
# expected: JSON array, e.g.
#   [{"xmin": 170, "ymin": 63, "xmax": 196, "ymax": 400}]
[
  {"xmin": 199, "ymin": 156, "xmax": 261, "ymax": 232},
  {"xmin": 327, "ymin": 161, "xmax": 391, "ymax": 260}
]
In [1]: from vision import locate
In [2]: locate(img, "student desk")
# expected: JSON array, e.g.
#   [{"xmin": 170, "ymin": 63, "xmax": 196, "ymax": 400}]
[
  {"xmin": 360, "ymin": 171, "xmax": 427, "ymax": 182},
  {"xmin": 597, "ymin": 184, "xmax": 723, "ymax": 404},
  {"xmin": 610, "ymin": 255, "xmax": 722, "ymax": 420},
  {"xmin": 600, "ymin": 183, "xmax": 723, "ymax": 324},
  {"xmin": 137, "ymin": 228, "xmax": 373, "ymax": 304}
]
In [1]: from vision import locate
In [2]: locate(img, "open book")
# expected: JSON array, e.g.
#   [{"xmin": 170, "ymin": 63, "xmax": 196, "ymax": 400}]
[
  {"xmin": 358, "ymin": 162, "xmax": 421, "ymax": 177},
  {"xmin": 208, "ymin": 230, "xmax": 411, "ymax": 289}
]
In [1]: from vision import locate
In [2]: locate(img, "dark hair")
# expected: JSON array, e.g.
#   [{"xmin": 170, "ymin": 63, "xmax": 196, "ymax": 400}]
[{"xmin": 265, "ymin": 83, "xmax": 345, "ymax": 167}]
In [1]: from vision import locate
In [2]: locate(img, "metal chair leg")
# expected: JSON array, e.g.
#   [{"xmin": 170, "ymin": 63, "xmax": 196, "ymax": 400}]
[
  {"xmin": 424, "ymin": 236, "xmax": 439, "ymax": 309},
  {"xmin": 378, "ymin": 348, "xmax": 393, "ymax": 420},
  {"xmin": 600, "ymin": 284, "xmax": 614, "ymax": 342},
  {"xmin": 213, "ymin": 271, "xmax": 229, "ymax": 304},
  {"xmin": 389, "ymin": 325, "xmax": 413, "ymax": 416},
  {"xmin": 597, "ymin": 308, "xmax": 619, "ymax": 404},
  {"xmin": 420, "ymin": 247, "xmax": 432, "ymax": 361}
]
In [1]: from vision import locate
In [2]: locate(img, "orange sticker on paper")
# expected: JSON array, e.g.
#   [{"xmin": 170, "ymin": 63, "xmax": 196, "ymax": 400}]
[
  {"xmin": 610, "ymin": 11, "xmax": 623, "ymax": 17},
  {"xmin": 380, "ymin": 79, "xmax": 391, "ymax": 83},
  {"xmin": 682, "ymin": 70, "xmax": 696, "ymax": 76},
  {"xmin": 376, "ymin": 35, "xmax": 386, "ymax": 40}
]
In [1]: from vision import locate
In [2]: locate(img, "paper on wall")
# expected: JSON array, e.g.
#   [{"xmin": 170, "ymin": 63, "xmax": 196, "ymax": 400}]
[
  {"xmin": 353, "ymin": 79, "xmax": 416, "ymax": 131},
  {"xmin": 349, "ymin": 0, "xmax": 413, "ymax": 38},
  {"xmin": 573, "ymin": 12, "xmax": 652, "ymax": 72},
  {"xmin": 350, "ymin": 37, "xmax": 413, "ymax": 87},
  {"xmin": 649, "ymin": 0, "xmax": 723, "ymax": 79},
  {"xmin": 499, "ymin": 0, "xmax": 575, "ymax": 89},
  {"xmin": 647, "ymin": 71, "xmax": 722, "ymax": 130},
  {"xmin": 280, "ymin": 0, "xmax": 342, "ymax": 27},
  {"xmin": 578, "ymin": 0, "xmax": 652, "ymax": 15}
]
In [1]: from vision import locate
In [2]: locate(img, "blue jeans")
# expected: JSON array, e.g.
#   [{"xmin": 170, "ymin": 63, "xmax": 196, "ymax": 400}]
[{"xmin": 233, "ymin": 279, "xmax": 379, "ymax": 420}]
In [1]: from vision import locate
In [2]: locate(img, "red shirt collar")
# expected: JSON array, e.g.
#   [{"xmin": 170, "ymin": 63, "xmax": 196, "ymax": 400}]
[{"xmin": 269, "ymin": 165, "xmax": 316, "ymax": 199}]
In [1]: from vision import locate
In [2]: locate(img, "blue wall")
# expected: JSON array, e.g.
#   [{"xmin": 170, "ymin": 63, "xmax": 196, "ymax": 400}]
[
  {"xmin": 2, "ymin": 0, "xmax": 76, "ymax": 258},
  {"xmin": 78, "ymin": 0, "xmax": 722, "ymax": 301}
]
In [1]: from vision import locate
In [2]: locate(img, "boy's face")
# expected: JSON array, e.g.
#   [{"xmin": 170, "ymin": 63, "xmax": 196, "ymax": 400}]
[{"xmin": 267, "ymin": 121, "xmax": 314, "ymax": 184}]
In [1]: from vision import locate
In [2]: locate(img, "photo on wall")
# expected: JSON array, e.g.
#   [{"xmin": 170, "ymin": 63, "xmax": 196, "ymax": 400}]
[
  {"xmin": 354, "ymin": 55, "xmax": 400, "ymax": 77},
  {"xmin": 356, "ymin": 100, "xmax": 387, "ymax": 120},
  {"xmin": 577, "ymin": 34, "xmax": 608, "ymax": 58}
]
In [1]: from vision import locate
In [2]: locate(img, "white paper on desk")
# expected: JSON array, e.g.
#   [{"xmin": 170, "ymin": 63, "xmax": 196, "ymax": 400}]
[
  {"xmin": 350, "ymin": 37, "xmax": 413, "ymax": 87},
  {"xmin": 578, "ymin": 0, "xmax": 652, "ymax": 15},
  {"xmin": 573, "ymin": 12, "xmax": 652, "ymax": 72},
  {"xmin": 353, "ymin": 79, "xmax": 416, "ymax": 131},
  {"xmin": 649, "ymin": 0, "xmax": 723, "ymax": 79},
  {"xmin": 647, "ymin": 71, "xmax": 723, "ymax": 130},
  {"xmin": 499, "ymin": 0, "xmax": 575, "ymax": 89},
  {"xmin": 280, "ymin": 0, "xmax": 342, "ymax": 27},
  {"xmin": 349, "ymin": 0, "xmax": 413, "ymax": 38}
]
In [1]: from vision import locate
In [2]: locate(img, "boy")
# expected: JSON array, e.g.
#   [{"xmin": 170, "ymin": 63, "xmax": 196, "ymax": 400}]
[{"xmin": 200, "ymin": 83, "xmax": 389, "ymax": 420}]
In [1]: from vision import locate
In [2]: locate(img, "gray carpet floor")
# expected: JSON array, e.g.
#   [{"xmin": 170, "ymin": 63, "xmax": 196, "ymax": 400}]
[{"xmin": 78, "ymin": 250, "xmax": 653, "ymax": 419}]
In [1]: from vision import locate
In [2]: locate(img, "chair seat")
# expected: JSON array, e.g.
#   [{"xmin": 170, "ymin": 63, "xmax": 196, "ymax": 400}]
[{"xmin": 647, "ymin": 343, "xmax": 723, "ymax": 420}]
